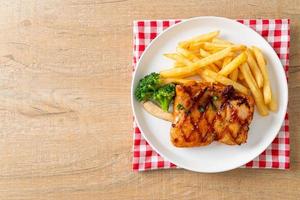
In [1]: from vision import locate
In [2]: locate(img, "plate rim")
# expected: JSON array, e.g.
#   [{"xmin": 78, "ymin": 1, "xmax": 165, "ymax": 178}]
[{"xmin": 130, "ymin": 16, "xmax": 288, "ymax": 173}]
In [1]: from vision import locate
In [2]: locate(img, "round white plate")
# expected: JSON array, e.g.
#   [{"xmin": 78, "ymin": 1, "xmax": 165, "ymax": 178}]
[{"xmin": 131, "ymin": 16, "xmax": 288, "ymax": 173}]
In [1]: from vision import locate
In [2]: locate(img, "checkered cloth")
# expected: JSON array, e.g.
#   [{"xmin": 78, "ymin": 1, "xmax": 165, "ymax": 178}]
[{"xmin": 132, "ymin": 19, "xmax": 290, "ymax": 171}]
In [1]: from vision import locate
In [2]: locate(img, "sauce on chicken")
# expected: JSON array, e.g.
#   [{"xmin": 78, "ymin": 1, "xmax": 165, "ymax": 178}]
[{"xmin": 171, "ymin": 82, "xmax": 254, "ymax": 147}]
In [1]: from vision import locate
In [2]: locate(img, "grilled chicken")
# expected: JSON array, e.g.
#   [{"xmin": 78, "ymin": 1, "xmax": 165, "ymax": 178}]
[{"xmin": 171, "ymin": 81, "xmax": 254, "ymax": 147}]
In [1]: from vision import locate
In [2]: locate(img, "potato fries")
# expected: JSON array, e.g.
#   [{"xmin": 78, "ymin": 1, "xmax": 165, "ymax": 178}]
[
  {"xmin": 179, "ymin": 31, "xmax": 220, "ymax": 48},
  {"xmin": 252, "ymin": 46, "xmax": 272, "ymax": 104},
  {"xmin": 176, "ymin": 46, "xmax": 200, "ymax": 61},
  {"xmin": 230, "ymin": 69, "xmax": 239, "ymax": 81},
  {"xmin": 174, "ymin": 61, "xmax": 185, "ymax": 68},
  {"xmin": 245, "ymin": 49, "xmax": 263, "ymax": 88},
  {"xmin": 158, "ymin": 31, "xmax": 276, "ymax": 116},
  {"xmin": 189, "ymin": 42, "xmax": 204, "ymax": 51},
  {"xmin": 212, "ymin": 38, "xmax": 233, "ymax": 45},
  {"xmin": 176, "ymin": 46, "xmax": 218, "ymax": 72},
  {"xmin": 160, "ymin": 47, "xmax": 232, "ymax": 78},
  {"xmin": 240, "ymin": 63, "xmax": 269, "ymax": 115},
  {"xmin": 218, "ymin": 52, "xmax": 247, "ymax": 76},
  {"xmin": 224, "ymin": 56, "xmax": 238, "ymax": 81},
  {"xmin": 164, "ymin": 53, "xmax": 193, "ymax": 66},
  {"xmin": 222, "ymin": 56, "xmax": 233, "ymax": 67},
  {"xmin": 203, "ymin": 69, "xmax": 248, "ymax": 94},
  {"xmin": 199, "ymin": 49, "xmax": 223, "ymax": 68},
  {"xmin": 268, "ymin": 90, "xmax": 278, "ymax": 112},
  {"xmin": 203, "ymin": 43, "xmax": 246, "ymax": 52},
  {"xmin": 197, "ymin": 69, "xmax": 214, "ymax": 82},
  {"xmin": 208, "ymin": 64, "xmax": 219, "ymax": 72}
]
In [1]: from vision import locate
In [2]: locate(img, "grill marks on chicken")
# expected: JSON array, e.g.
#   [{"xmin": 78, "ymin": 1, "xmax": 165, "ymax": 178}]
[{"xmin": 171, "ymin": 82, "xmax": 254, "ymax": 147}]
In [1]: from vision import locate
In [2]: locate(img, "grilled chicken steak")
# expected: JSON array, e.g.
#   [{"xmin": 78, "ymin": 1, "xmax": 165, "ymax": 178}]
[{"xmin": 171, "ymin": 82, "xmax": 254, "ymax": 147}]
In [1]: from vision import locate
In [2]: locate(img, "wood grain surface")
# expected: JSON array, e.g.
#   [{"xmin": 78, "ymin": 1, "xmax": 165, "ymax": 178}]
[{"xmin": 0, "ymin": 0, "xmax": 299, "ymax": 199}]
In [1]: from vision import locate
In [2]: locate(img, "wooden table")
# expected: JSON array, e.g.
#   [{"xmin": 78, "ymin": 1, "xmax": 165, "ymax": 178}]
[{"xmin": 0, "ymin": 0, "xmax": 299, "ymax": 199}]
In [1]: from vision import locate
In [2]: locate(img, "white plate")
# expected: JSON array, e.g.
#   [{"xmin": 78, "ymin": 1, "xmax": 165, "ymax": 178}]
[{"xmin": 131, "ymin": 16, "xmax": 288, "ymax": 173}]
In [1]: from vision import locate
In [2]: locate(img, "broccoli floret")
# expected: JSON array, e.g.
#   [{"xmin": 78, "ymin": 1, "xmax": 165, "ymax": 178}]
[
  {"xmin": 135, "ymin": 72, "xmax": 176, "ymax": 112},
  {"xmin": 152, "ymin": 84, "xmax": 175, "ymax": 112},
  {"xmin": 135, "ymin": 72, "xmax": 161, "ymax": 102}
]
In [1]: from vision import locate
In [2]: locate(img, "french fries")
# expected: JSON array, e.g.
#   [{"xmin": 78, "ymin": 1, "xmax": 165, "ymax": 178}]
[
  {"xmin": 203, "ymin": 69, "xmax": 248, "ymax": 94},
  {"xmin": 230, "ymin": 69, "xmax": 239, "ymax": 81},
  {"xmin": 240, "ymin": 63, "xmax": 269, "ymax": 116},
  {"xmin": 161, "ymin": 67, "xmax": 197, "ymax": 78},
  {"xmin": 179, "ymin": 31, "xmax": 220, "ymax": 48},
  {"xmin": 189, "ymin": 42, "xmax": 204, "ymax": 51},
  {"xmin": 160, "ymin": 47, "xmax": 232, "ymax": 78},
  {"xmin": 245, "ymin": 49, "xmax": 263, "ymax": 88},
  {"xmin": 218, "ymin": 52, "xmax": 247, "ymax": 76},
  {"xmin": 212, "ymin": 38, "xmax": 233, "ymax": 45},
  {"xmin": 164, "ymin": 53, "xmax": 193, "ymax": 66},
  {"xmin": 174, "ymin": 61, "xmax": 185, "ymax": 68},
  {"xmin": 224, "ymin": 56, "xmax": 238, "ymax": 81},
  {"xmin": 199, "ymin": 49, "xmax": 223, "ymax": 68},
  {"xmin": 176, "ymin": 46, "xmax": 219, "ymax": 72},
  {"xmin": 268, "ymin": 90, "xmax": 278, "ymax": 112},
  {"xmin": 203, "ymin": 43, "xmax": 246, "ymax": 52},
  {"xmin": 208, "ymin": 64, "xmax": 220, "ymax": 72},
  {"xmin": 176, "ymin": 46, "xmax": 200, "ymax": 61},
  {"xmin": 158, "ymin": 31, "xmax": 276, "ymax": 116},
  {"xmin": 222, "ymin": 56, "xmax": 233, "ymax": 67},
  {"xmin": 197, "ymin": 69, "xmax": 214, "ymax": 82},
  {"xmin": 252, "ymin": 46, "xmax": 272, "ymax": 104}
]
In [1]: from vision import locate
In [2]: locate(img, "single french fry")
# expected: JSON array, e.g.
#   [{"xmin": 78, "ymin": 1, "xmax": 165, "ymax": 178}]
[
  {"xmin": 218, "ymin": 52, "xmax": 247, "ymax": 76},
  {"xmin": 212, "ymin": 38, "xmax": 233, "ymax": 45},
  {"xmin": 175, "ymin": 71, "xmax": 197, "ymax": 78},
  {"xmin": 164, "ymin": 53, "xmax": 193, "ymax": 66},
  {"xmin": 203, "ymin": 43, "xmax": 246, "ymax": 52},
  {"xmin": 252, "ymin": 46, "xmax": 272, "ymax": 104},
  {"xmin": 222, "ymin": 56, "xmax": 233, "ymax": 68},
  {"xmin": 199, "ymin": 49, "xmax": 223, "ymax": 68},
  {"xmin": 203, "ymin": 42, "xmax": 229, "ymax": 51},
  {"xmin": 179, "ymin": 31, "xmax": 220, "ymax": 48},
  {"xmin": 240, "ymin": 63, "xmax": 269, "ymax": 115},
  {"xmin": 231, "ymin": 45, "xmax": 247, "ymax": 51},
  {"xmin": 241, "ymin": 63, "xmax": 258, "ymax": 88},
  {"xmin": 229, "ymin": 68, "xmax": 239, "ymax": 81},
  {"xmin": 268, "ymin": 89, "xmax": 277, "ymax": 112},
  {"xmin": 245, "ymin": 49, "xmax": 263, "ymax": 88},
  {"xmin": 160, "ymin": 47, "xmax": 232, "ymax": 78},
  {"xmin": 203, "ymin": 69, "xmax": 249, "ymax": 94}
]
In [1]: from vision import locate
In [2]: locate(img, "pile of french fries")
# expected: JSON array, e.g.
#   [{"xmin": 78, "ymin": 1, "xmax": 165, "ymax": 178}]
[{"xmin": 160, "ymin": 31, "xmax": 276, "ymax": 116}]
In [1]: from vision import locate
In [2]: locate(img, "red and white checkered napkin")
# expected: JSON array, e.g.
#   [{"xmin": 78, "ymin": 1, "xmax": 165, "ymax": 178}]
[{"xmin": 132, "ymin": 19, "xmax": 290, "ymax": 171}]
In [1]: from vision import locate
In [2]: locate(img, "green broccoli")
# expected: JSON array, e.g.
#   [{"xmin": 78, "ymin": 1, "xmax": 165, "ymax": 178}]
[
  {"xmin": 135, "ymin": 72, "xmax": 161, "ymax": 102},
  {"xmin": 135, "ymin": 72, "xmax": 175, "ymax": 112},
  {"xmin": 152, "ymin": 84, "xmax": 175, "ymax": 112}
]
